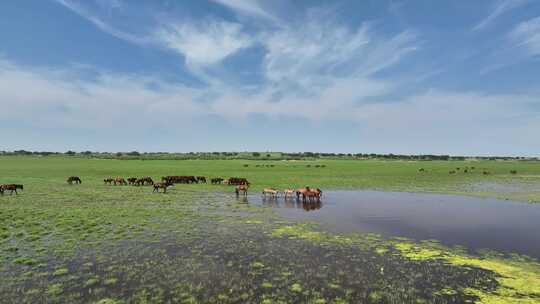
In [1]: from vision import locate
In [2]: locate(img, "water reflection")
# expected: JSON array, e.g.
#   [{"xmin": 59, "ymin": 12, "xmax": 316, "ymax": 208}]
[
  {"xmin": 237, "ymin": 196, "xmax": 323, "ymax": 211},
  {"xmin": 262, "ymin": 196, "xmax": 322, "ymax": 211},
  {"xmin": 250, "ymin": 190, "xmax": 540, "ymax": 259}
]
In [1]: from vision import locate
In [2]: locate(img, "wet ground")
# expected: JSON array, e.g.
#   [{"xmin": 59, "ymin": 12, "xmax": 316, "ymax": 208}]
[
  {"xmin": 249, "ymin": 190, "xmax": 540, "ymax": 259},
  {"xmin": 2, "ymin": 189, "xmax": 539, "ymax": 303}
]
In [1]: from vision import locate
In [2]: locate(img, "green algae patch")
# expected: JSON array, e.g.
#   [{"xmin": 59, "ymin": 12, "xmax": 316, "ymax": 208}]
[
  {"xmin": 272, "ymin": 224, "xmax": 326, "ymax": 243},
  {"xmin": 273, "ymin": 223, "xmax": 540, "ymax": 304},
  {"xmin": 395, "ymin": 241, "xmax": 540, "ymax": 303}
]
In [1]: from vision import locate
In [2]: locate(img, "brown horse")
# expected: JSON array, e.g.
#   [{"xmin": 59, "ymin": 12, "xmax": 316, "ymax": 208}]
[
  {"xmin": 127, "ymin": 177, "xmax": 138, "ymax": 185},
  {"xmin": 113, "ymin": 177, "xmax": 127, "ymax": 185},
  {"xmin": 153, "ymin": 182, "xmax": 171, "ymax": 193},
  {"xmin": 235, "ymin": 184, "xmax": 249, "ymax": 196},
  {"xmin": 304, "ymin": 189, "xmax": 322, "ymax": 202},
  {"xmin": 67, "ymin": 176, "xmax": 82, "ymax": 184},
  {"xmin": 1, "ymin": 184, "xmax": 23, "ymax": 195},
  {"xmin": 136, "ymin": 177, "xmax": 153, "ymax": 186},
  {"xmin": 296, "ymin": 187, "xmax": 322, "ymax": 202}
]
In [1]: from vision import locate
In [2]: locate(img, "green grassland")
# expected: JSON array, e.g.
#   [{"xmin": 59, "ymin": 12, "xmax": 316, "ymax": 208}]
[
  {"xmin": 2, "ymin": 156, "xmax": 540, "ymax": 201},
  {"xmin": 1, "ymin": 156, "xmax": 540, "ymax": 303}
]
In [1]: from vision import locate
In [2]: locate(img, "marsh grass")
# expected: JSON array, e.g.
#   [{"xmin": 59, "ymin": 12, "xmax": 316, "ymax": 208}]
[{"xmin": 1, "ymin": 156, "xmax": 540, "ymax": 303}]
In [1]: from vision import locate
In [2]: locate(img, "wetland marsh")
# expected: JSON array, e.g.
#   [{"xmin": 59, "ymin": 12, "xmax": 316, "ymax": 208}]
[{"xmin": 1, "ymin": 156, "xmax": 540, "ymax": 303}]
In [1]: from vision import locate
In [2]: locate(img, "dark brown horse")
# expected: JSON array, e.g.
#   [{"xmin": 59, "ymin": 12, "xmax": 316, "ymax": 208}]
[
  {"xmin": 127, "ymin": 177, "xmax": 138, "ymax": 185},
  {"xmin": 0, "ymin": 184, "xmax": 23, "ymax": 195},
  {"xmin": 135, "ymin": 177, "xmax": 153, "ymax": 186},
  {"xmin": 227, "ymin": 177, "xmax": 249, "ymax": 186},
  {"xmin": 211, "ymin": 178, "xmax": 224, "ymax": 184},
  {"xmin": 67, "ymin": 176, "xmax": 82, "ymax": 184},
  {"xmin": 141, "ymin": 177, "xmax": 154, "ymax": 185},
  {"xmin": 104, "ymin": 178, "xmax": 113, "ymax": 185}
]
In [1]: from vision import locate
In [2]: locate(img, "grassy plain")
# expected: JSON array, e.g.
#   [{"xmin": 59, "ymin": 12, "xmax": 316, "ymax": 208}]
[
  {"xmin": 2, "ymin": 156, "xmax": 540, "ymax": 201},
  {"xmin": 1, "ymin": 156, "xmax": 540, "ymax": 303}
]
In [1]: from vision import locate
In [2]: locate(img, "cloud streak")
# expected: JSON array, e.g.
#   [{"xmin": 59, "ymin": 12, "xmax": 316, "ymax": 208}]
[
  {"xmin": 509, "ymin": 16, "xmax": 540, "ymax": 56},
  {"xmin": 54, "ymin": 0, "xmax": 149, "ymax": 44},
  {"xmin": 209, "ymin": 0, "xmax": 278, "ymax": 21},
  {"xmin": 473, "ymin": 0, "xmax": 530, "ymax": 31}
]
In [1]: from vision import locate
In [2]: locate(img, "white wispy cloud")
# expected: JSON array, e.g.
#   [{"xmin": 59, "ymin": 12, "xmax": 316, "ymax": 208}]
[
  {"xmin": 509, "ymin": 16, "xmax": 540, "ymax": 56},
  {"xmin": 2, "ymin": 58, "xmax": 537, "ymax": 134},
  {"xmin": 260, "ymin": 19, "xmax": 417, "ymax": 97},
  {"xmin": 209, "ymin": 0, "xmax": 278, "ymax": 21},
  {"xmin": 155, "ymin": 20, "xmax": 253, "ymax": 67},
  {"xmin": 473, "ymin": 0, "xmax": 530, "ymax": 31}
]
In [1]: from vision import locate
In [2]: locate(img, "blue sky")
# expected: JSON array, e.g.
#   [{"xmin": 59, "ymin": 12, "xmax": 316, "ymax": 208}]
[{"xmin": 0, "ymin": 0, "xmax": 539, "ymax": 155}]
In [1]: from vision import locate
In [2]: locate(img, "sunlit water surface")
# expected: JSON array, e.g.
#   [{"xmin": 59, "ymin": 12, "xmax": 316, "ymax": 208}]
[{"xmin": 246, "ymin": 190, "xmax": 540, "ymax": 259}]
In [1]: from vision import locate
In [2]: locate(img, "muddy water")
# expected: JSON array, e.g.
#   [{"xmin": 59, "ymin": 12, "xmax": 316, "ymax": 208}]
[{"xmin": 247, "ymin": 190, "xmax": 540, "ymax": 259}]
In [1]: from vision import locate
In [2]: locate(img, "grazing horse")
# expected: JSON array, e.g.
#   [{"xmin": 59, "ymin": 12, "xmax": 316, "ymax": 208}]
[
  {"xmin": 113, "ymin": 177, "xmax": 127, "ymax": 186},
  {"xmin": 418, "ymin": 168, "xmax": 425, "ymax": 172},
  {"xmin": 228, "ymin": 177, "xmax": 249, "ymax": 185},
  {"xmin": 283, "ymin": 189, "xmax": 296, "ymax": 198},
  {"xmin": 211, "ymin": 178, "xmax": 224, "ymax": 184},
  {"xmin": 1, "ymin": 184, "xmax": 23, "ymax": 195},
  {"xmin": 196, "ymin": 176, "xmax": 207, "ymax": 183},
  {"xmin": 104, "ymin": 178, "xmax": 113, "ymax": 185},
  {"xmin": 138, "ymin": 177, "xmax": 154, "ymax": 185},
  {"xmin": 262, "ymin": 188, "xmax": 279, "ymax": 198},
  {"xmin": 67, "ymin": 176, "xmax": 82, "ymax": 185},
  {"xmin": 153, "ymin": 182, "xmax": 171, "ymax": 193},
  {"xmin": 235, "ymin": 184, "xmax": 249, "ymax": 196},
  {"xmin": 127, "ymin": 177, "xmax": 138, "ymax": 185}
]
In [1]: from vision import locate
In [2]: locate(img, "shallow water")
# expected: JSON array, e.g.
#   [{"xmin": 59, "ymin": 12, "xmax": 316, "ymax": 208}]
[{"xmin": 247, "ymin": 190, "xmax": 540, "ymax": 259}]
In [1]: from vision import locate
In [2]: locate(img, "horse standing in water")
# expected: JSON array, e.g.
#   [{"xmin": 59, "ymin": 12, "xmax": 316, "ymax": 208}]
[
  {"xmin": 262, "ymin": 188, "xmax": 280, "ymax": 198},
  {"xmin": 235, "ymin": 184, "xmax": 249, "ymax": 196},
  {"xmin": 296, "ymin": 187, "xmax": 322, "ymax": 202},
  {"xmin": 283, "ymin": 189, "xmax": 296, "ymax": 199}
]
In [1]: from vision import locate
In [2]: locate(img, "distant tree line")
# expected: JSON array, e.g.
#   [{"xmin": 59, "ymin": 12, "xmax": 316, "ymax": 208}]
[{"xmin": 0, "ymin": 150, "xmax": 537, "ymax": 161}]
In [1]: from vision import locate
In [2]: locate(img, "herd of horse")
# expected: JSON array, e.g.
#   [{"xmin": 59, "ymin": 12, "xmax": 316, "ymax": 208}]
[
  {"xmin": 2, "ymin": 175, "xmax": 322, "ymax": 203},
  {"xmin": 233, "ymin": 184, "xmax": 322, "ymax": 202},
  {"xmin": 261, "ymin": 187, "xmax": 322, "ymax": 202},
  {"xmin": 62, "ymin": 175, "xmax": 254, "ymax": 194}
]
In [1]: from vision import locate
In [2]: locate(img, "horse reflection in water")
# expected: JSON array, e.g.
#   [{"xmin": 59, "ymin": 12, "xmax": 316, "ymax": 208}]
[{"xmin": 261, "ymin": 195, "xmax": 322, "ymax": 212}]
